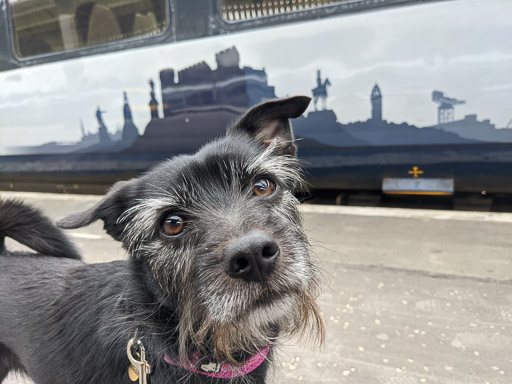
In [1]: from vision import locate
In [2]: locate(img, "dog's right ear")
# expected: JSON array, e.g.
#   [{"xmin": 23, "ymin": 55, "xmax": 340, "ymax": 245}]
[
  {"xmin": 56, "ymin": 179, "xmax": 138, "ymax": 241},
  {"xmin": 228, "ymin": 96, "xmax": 311, "ymax": 157}
]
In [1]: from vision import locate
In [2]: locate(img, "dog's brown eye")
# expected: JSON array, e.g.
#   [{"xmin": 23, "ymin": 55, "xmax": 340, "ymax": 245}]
[
  {"xmin": 253, "ymin": 178, "xmax": 276, "ymax": 197},
  {"xmin": 163, "ymin": 215, "xmax": 184, "ymax": 236}
]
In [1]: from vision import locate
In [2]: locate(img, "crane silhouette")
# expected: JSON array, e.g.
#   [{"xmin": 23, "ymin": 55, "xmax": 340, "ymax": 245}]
[{"xmin": 432, "ymin": 91, "xmax": 465, "ymax": 124}]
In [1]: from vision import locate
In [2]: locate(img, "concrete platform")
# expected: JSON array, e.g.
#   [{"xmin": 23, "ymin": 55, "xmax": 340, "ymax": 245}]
[{"xmin": 2, "ymin": 192, "xmax": 512, "ymax": 384}]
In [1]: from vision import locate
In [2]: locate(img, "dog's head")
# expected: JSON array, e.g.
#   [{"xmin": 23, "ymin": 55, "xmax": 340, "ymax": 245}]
[{"xmin": 58, "ymin": 96, "xmax": 323, "ymax": 362}]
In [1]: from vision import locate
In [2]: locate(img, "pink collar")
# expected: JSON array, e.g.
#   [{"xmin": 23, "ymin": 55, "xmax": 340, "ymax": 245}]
[{"xmin": 164, "ymin": 346, "xmax": 270, "ymax": 379}]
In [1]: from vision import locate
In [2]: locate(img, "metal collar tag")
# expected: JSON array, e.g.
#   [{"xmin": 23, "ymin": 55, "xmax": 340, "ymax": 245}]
[{"xmin": 127, "ymin": 337, "xmax": 152, "ymax": 384}]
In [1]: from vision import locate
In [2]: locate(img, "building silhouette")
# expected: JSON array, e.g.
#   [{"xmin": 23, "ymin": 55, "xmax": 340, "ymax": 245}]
[
  {"xmin": 128, "ymin": 47, "xmax": 277, "ymax": 154},
  {"xmin": 78, "ymin": 118, "xmax": 101, "ymax": 148},
  {"xmin": 371, "ymin": 84, "xmax": 382, "ymax": 122},
  {"xmin": 159, "ymin": 47, "xmax": 275, "ymax": 118},
  {"xmin": 434, "ymin": 114, "xmax": 512, "ymax": 142}
]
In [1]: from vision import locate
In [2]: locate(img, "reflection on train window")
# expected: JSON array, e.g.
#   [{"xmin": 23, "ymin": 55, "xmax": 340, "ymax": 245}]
[
  {"xmin": 219, "ymin": 0, "xmax": 350, "ymax": 21},
  {"xmin": 8, "ymin": 0, "xmax": 169, "ymax": 58}
]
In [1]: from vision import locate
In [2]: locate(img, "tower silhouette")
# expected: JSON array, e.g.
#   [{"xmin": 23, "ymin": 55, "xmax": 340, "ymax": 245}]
[{"xmin": 371, "ymin": 84, "xmax": 382, "ymax": 121}]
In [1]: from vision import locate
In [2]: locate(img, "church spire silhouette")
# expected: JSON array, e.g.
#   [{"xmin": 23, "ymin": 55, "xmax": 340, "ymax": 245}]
[
  {"xmin": 123, "ymin": 91, "xmax": 133, "ymax": 122},
  {"xmin": 371, "ymin": 83, "xmax": 382, "ymax": 121}
]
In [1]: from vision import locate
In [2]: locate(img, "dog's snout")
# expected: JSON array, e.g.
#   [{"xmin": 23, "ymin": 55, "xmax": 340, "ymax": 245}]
[{"xmin": 224, "ymin": 231, "xmax": 279, "ymax": 282}]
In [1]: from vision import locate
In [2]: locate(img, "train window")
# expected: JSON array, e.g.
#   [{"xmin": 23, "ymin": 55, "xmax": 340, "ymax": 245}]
[
  {"xmin": 219, "ymin": 0, "xmax": 349, "ymax": 21},
  {"xmin": 7, "ymin": 0, "xmax": 170, "ymax": 58},
  {"xmin": 219, "ymin": 0, "xmax": 416, "ymax": 22}
]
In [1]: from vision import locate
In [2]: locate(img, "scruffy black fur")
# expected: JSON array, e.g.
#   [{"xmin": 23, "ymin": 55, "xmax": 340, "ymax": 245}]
[{"xmin": 0, "ymin": 96, "xmax": 324, "ymax": 384}]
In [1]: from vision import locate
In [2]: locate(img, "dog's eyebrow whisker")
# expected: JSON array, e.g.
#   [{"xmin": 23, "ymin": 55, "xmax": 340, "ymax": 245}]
[{"xmin": 145, "ymin": 182, "xmax": 174, "ymax": 197}]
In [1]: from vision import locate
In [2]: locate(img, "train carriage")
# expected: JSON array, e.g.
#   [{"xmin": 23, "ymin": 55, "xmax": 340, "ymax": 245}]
[{"xmin": 1, "ymin": 0, "xmax": 511, "ymax": 202}]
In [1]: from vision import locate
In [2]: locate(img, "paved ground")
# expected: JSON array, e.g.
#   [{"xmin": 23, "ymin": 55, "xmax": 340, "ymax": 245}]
[{"xmin": 2, "ymin": 192, "xmax": 512, "ymax": 384}]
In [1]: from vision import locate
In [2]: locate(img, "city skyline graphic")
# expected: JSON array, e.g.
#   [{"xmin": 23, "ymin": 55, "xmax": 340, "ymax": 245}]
[{"xmin": 4, "ymin": 47, "xmax": 512, "ymax": 157}]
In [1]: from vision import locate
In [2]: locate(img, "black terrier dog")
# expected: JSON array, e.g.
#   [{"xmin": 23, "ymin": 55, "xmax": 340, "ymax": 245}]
[{"xmin": 0, "ymin": 96, "xmax": 323, "ymax": 384}]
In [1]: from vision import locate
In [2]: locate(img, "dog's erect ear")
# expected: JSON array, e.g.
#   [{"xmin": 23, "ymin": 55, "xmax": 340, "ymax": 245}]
[
  {"xmin": 56, "ymin": 180, "xmax": 138, "ymax": 241},
  {"xmin": 228, "ymin": 96, "xmax": 311, "ymax": 156}
]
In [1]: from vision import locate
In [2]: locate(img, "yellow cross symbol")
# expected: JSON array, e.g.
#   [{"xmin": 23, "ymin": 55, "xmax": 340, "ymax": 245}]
[{"xmin": 408, "ymin": 166, "xmax": 424, "ymax": 178}]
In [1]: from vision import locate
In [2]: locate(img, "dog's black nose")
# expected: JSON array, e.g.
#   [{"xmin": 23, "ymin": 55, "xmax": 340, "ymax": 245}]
[{"xmin": 224, "ymin": 231, "xmax": 279, "ymax": 282}]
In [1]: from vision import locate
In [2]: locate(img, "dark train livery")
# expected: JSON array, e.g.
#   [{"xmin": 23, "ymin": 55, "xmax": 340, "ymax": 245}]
[{"xmin": 0, "ymin": 0, "xmax": 511, "ymax": 198}]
